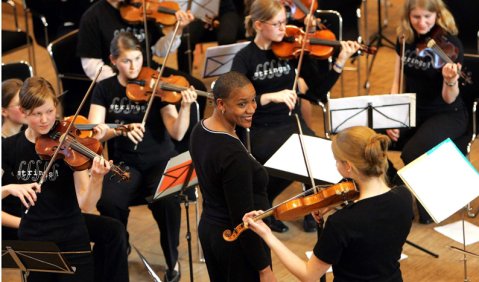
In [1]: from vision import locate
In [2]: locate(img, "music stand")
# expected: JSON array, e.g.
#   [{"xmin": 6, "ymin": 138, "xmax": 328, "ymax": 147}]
[
  {"xmin": 132, "ymin": 244, "xmax": 162, "ymax": 282},
  {"xmin": 2, "ymin": 240, "xmax": 75, "ymax": 282},
  {"xmin": 202, "ymin": 41, "xmax": 249, "ymax": 78},
  {"xmin": 264, "ymin": 134, "xmax": 343, "ymax": 185},
  {"xmin": 398, "ymin": 138, "xmax": 479, "ymax": 281},
  {"xmin": 328, "ymin": 93, "xmax": 416, "ymax": 134},
  {"xmin": 151, "ymin": 151, "xmax": 198, "ymax": 282}
]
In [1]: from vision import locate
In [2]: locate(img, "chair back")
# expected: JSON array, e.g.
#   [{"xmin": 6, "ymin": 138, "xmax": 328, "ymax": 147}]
[
  {"xmin": 443, "ymin": 0, "xmax": 479, "ymax": 54},
  {"xmin": 453, "ymin": 54, "xmax": 479, "ymax": 155},
  {"xmin": 317, "ymin": 0, "xmax": 362, "ymax": 41},
  {"xmin": 48, "ymin": 29, "xmax": 92, "ymax": 117},
  {"xmin": 1, "ymin": 61, "xmax": 33, "ymax": 81}
]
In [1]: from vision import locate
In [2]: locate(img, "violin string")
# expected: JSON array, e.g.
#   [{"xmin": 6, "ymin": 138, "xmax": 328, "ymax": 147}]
[
  {"xmin": 431, "ymin": 43, "xmax": 453, "ymax": 64},
  {"xmin": 66, "ymin": 136, "xmax": 126, "ymax": 175}
]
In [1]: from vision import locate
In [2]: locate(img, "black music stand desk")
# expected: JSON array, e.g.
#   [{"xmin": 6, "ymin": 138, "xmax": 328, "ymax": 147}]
[{"xmin": 2, "ymin": 240, "xmax": 75, "ymax": 282}]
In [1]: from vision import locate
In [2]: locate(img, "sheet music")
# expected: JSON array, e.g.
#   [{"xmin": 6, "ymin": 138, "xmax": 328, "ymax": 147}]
[
  {"xmin": 264, "ymin": 134, "xmax": 343, "ymax": 184},
  {"xmin": 177, "ymin": 0, "xmax": 220, "ymax": 25},
  {"xmin": 203, "ymin": 41, "xmax": 249, "ymax": 77},
  {"xmin": 328, "ymin": 94, "xmax": 416, "ymax": 133},
  {"xmin": 398, "ymin": 138, "xmax": 479, "ymax": 223},
  {"xmin": 153, "ymin": 151, "xmax": 198, "ymax": 200}
]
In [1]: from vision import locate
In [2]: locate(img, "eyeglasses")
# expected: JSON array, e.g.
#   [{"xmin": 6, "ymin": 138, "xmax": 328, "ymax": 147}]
[{"xmin": 261, "ymin": 20, "xmax": 287, "ymax": 29}]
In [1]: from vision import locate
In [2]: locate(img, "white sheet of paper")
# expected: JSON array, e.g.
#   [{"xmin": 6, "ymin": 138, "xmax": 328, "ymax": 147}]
[
  {"xmin": 305, "ymin": 251, "xmax": 408, "ymax": 273},
  {"xmin": 328, "ymin": 94, "xmax": 416, "ymax": 133},
  {"xmin": 177, "ymin": 0, "xmax": 220, "ymax": 23},
  {"xmin": 398, "ymin": 138, "xmax": 479, "ymax": 223},
  {"xmin": 202, "ymin": 41, "xmax": 249, "ymax": 77},
  {"xmin": 434, "ymin": 220, "xmax": 479, "ymax": 245},
  {"xmin": 264, "ymin": 134, "xmax": 342, "ymax": 184}
]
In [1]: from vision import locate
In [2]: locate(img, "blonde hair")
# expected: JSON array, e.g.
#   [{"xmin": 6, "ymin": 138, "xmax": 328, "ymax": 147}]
[
  {"xmin": 332, "ymin": 126, "xmax": 390, "ymax": 178},
  {"xmin": 19, "ymin": 77, "xmax": 58, "ymax": 112},
  {"xmin": 398, "ymin": 0, "xmax": 458, "ymax": 43},
  {"xmin": 244, "ymin": 0, "xmax": 284, "ymax": 37}
]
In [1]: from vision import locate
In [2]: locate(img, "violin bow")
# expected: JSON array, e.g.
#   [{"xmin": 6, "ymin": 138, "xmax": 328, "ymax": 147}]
[
  {"xmin": 293, "ymin": 113, "xmax": 316, "ymax": 189},
  {"xmin": 290, "ymin": 0, "xmax": 316, "ymax": 115},
  {"xmin": 142, "ymin": 0, "xmax": 152, "ymax": 68},
  {"xmin": 25, "ymin": 68, "xmax": 103, "ymax": 214},
  {"xmin": 134, "ymin": 20, "xmax": 183, "ymax": 150},
  {"xmin": 399, "ymin": 34, "xmax": 406, "ymax": 93}
]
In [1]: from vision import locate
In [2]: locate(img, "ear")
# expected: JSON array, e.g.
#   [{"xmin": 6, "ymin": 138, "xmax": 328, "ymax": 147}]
[
  {"xmin": 1, "ymin": 108, "xmax": 8, "ymax": 118},
  {"xmin": 109, "ymin": 54, "xmax": 116, "ymax": 66},
  {"xmin": 216, "ymin": 98, "xmax": 226, "ymax": 112},
  {"xmin": 253, "ymin": 20, "xmax": 263, "ymax": 32}
]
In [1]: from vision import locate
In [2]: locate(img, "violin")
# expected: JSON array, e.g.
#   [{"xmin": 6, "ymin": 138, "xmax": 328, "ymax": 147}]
[
  {"xmin": 35, "ymin": 120, "xmax": 130, "ymax": 181},
  {"xmin": 417, "ymin": 26, "xmax": 473, "ymax": 85},
  {"xmin": 272, "ymin": 25, "xmax": 377, "ymax": 60},
  {"xmin": 126, "ymin": 67, "xmax": 214, "ymax": 103},
  {"xmin": 290, "ymin": 0, "xmax": 318, "ymax": 21},
  {"xmin": 64, "ymin": 115, "xmax": 130, "ymax": 139},
  {"xmin": 120, "ymin": 0, "xmax": 179, "ymax": 26},
  {"xmin": 223, "ymin": 181, "xmax": 358, "ymax": 242}
]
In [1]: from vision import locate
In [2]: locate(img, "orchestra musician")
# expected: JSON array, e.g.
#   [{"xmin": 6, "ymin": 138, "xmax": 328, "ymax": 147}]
[
  {"xmin": 76, "ymin": 0, "xmax": 207, "ymax": 153},
  {"xmin": 189, "ymin": 71, "xmax": 275, "ymax": 282},
  {"xmin": 244, "ymin": 126, "xmax": 414, "ymax": 282},
  {"xmin": 1, "ymin": 77, "xmax": 112, "ymax": 282},
  {"xmin": 231, "ymin": 0, "xmax": 360, "ymax": 233},
  {"xmin": 386, "ymin": 0, "xmax": 468, "ymax": 224},
  {"xmin": 88, "ymin": 31, "xmax": 197, "ymax": 282}
]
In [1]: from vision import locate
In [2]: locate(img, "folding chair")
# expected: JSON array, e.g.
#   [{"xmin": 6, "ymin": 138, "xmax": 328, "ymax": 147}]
[{"xmin": 1, "ymin": 61, "xmax": 33, "ymax": 81}]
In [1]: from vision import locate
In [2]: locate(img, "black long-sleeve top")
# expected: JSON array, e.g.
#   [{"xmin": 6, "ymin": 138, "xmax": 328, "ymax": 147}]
[{"xmin": 190, "ymin": 121, "xmax": 271, "ymax": 270}]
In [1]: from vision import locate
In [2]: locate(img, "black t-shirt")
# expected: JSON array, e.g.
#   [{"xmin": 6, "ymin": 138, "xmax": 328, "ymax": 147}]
[
  {"xmin": 395, "ymin": 26, "xmax": 465, "ymax": 117},
  {"xmin": 90, "ymin": 75, "xmax": 177, "ymax": 168},
  {"xmin": 189, "ymin": 120, "xmax": 271, "ymax": 270},
  {"xmin": 77, "ymin": 0, "xmax": 164, "ymax": 64},
  {"xmin": 314, "ymin": 186, "xmax": 413, "ymax": 282},
  {"xmin": 231, "ymin": 41, "xmax": 340, "ymax": 126},
  {"xmin": 2, "ymin": 131, "xmax": 88, "ymax": 244}
]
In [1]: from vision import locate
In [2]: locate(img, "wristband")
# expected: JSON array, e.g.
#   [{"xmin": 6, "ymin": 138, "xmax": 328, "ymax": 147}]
[
  {"xmin": 445, "ymin": 80, "xmax": 457, "ymax": 87},
  {"xmin": 113, "ymin": 128, "xmax": 120, "ymax": 137},
  {"xmin": 334, "ymin": 62, "xmax": 344, "ymax": 71}
]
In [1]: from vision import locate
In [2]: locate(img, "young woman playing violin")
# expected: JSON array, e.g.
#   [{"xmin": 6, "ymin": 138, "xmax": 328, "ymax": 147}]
[
  {"xmin": 77, "ymin": 0, "xmax": 207, "ymax": 152},
  {"xmin": 244, "ymin": 126, "xmax": 413, "ymax": 282},
  {"xmin": 189, "ymin": 71, "xmax": 275, "ymax": 282},
  {"xmin": 88, "ymin": 31, "xmax": 197, "ymax": 282},
  {"xmin": 386, "ymin": 0, "xmax": 468, "ymax": 224},
  {"xmin": 1, "ymin": 78, "xmax": 130, "ymax": 282},
  {"xmin": 1, "ymin": 77, "xmax": 112, "ymax": 282},
  {"xmin": 231, "ymin": 0, "xmax": 360, "ymax": 234}
]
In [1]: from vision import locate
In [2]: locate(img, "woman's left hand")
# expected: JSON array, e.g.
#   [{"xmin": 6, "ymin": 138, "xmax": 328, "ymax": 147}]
[
  {"xmin": 180, "ymin": 86, "xmax": 198, "ymax": 108},
  {"xmin": 243, "ymin": 210, "xmax": 271, "ymax": 238},
  {"xmin": 336, "ymin": 41, "xmax": 361, "ymax": 65},
  {"xmin": 442, "ymin": 62, "xmax": 460, "ymax": 85},
  {"xmin": 90, "ymin": 156, "xmax": 111, "ymax": 178},
  {"xmin": 176, "ymin": 10, "xmax": 194, "ymax": 28}
]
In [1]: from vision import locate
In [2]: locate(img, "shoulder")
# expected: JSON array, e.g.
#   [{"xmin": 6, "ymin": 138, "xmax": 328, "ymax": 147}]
[{"xmin": 390, "ymin": 185, "xmax": 413, "ymax": 204}]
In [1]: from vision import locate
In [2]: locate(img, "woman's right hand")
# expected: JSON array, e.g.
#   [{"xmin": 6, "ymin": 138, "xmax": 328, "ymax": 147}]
[
  {"xmin": 3, "ymin": 183, "xmax": 41, "ymax": 208},
  {"xmin": 243, "ymin": 210, "xmax": 272, "ymax": 238},
  {"xmin": 265, "ymin": 90, "xmax": 297, "ymax": 110},
  {"xmin": 386, "ymin": 129, "xmax": 400, "ymax": 142},
  {"xmin": 126, "ymin": 123, "xmax": 145, "ymax": 144}
]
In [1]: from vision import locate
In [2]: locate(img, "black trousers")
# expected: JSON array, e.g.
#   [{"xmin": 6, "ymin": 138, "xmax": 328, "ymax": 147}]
[
  {"xmin": 198, "ymin": 219, "xmax": 270, "ymax": 282},
  {"xmin": 97, "ymin": 161, "xmax": 181, "ymax": 271},
  {"xmin": 83, "ymin": 213, "xmax": 129, "ymax": 282},
  {"xmin": 177, "ymin": 11, "xmax": 243, "ymax": 74}
]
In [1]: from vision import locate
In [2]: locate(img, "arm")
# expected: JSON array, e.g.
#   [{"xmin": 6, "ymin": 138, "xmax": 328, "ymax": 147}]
[
  {"xmin": 2, "ymin": 183, "xmax": 41, "ymax": 208},
  {"xmin": 244, "ymin": 211, "xmax": 331, "ymax": 282},
  {"xmin": 81, "ymin": 58, "xmax": 116, "ymax": 82},
  {"xmin": 89, "ymin": 104, "xmax": 120, "ymax": 142},
  {"xmin": 73, "ymin": 156, "xmax": 111, "ymax": 213},
  {"xmin": 2, "ymin": 211, "xmax": 21, "ymax": 229},
  {"xmin": 160, "ymin": 87, "xmax": 197, "ymax": 141},
  {"xmin": 153, "ymin": 10, "xmax": 194, "ymax": 56}
]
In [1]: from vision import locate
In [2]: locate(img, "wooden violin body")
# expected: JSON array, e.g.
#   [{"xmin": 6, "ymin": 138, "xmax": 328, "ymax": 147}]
[
  {"xmin": 223, "ymin": 181, "xmax": 358, "ymax": 242},
  {"xmin": 35, "ymin": 120, "xmax": 130, "ymax": 181},
  {"xmin": 120, "ymin": 0, "xmax": 179, "ymax": 26},
  {"xmin": 126, "ymin": 67, "xmax": 214, "ymax": 103},
  {"xmin": 272, "ymin": 25, "xmax": 377, "ymax": 59},
  {"xmin": 416, "ymin": 25, "xmax": 472, "ymax": 85},
  {"xmin": 64, "ymin": 115, "xmax": 130, "ymax": 139}
]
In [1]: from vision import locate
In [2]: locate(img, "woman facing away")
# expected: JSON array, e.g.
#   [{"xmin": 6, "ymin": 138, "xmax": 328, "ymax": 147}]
[{"xmin": 245, "ymin": 126, "xmax": 413, "ymax": 282}]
